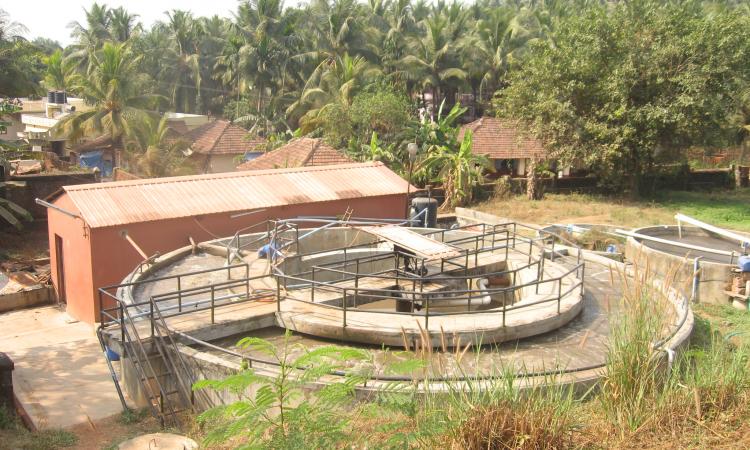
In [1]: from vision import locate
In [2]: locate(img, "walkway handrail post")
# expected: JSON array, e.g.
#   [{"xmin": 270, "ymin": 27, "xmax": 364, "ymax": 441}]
[
  {"xmin": 425, "ymin": 293, "xmax": 429, "ymax": 331},
  {"xmin": 311, "ymin": 267, "xmax": 316, "ymax": 303},
  {"xmin": 177, "ymin": 276, "xmax": 182, "ymax": 313},
  {"xmin": 354, "ymin": 259, "xmax": 360, "ymax": 308},
  {"xmin": 342, "ymin": 288, "xmax": 347, "ymax": 328},
  {"xmin": 276, "ymin": 274, "xmax": 281, "ymax": 312},
  {"xmin": 557, "ymin": 278, "xmax": 562, "ymax": 314},
  {"xmin": 210, "ymin": 285, "xmax": 215, "ymax": 324}
]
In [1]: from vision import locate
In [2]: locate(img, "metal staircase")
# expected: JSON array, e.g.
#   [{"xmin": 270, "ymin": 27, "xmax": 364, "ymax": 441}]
[{"xmin": 102, "ymin": 298, "xmax": 195, "ymax": 429}]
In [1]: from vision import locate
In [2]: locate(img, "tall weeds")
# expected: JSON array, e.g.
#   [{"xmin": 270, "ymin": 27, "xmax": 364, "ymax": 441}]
[{"xmin": 598, "ymin": 261, "xmax": 671, "ymax": 433}]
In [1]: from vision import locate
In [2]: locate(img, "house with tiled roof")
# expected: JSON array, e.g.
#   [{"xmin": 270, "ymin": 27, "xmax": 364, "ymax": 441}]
[
  {"xmin": 184, "ymin": 120, "xmax": 266, "ymax": 173},
  {"xmin": 458, "ymin": 117, "xmax": 547, "ymax": 177},
  {"xmin": 236, "ymin": 137, "xmax": 352, "ymax": 171}
]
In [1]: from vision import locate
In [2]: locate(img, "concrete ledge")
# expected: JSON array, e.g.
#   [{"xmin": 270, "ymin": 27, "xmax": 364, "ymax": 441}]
[{"xmin": 0, "ymin": 286, "xmax": 53, "ymax": 314}]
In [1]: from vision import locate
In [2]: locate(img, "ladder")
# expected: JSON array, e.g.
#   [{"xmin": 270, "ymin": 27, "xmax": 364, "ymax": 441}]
[{"xmin": 115, "ymin": 301, "xmax": 195, "ymax": 428}]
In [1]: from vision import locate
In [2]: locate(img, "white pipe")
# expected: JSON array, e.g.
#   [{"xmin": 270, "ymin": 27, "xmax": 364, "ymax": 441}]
[
  {"xmin": 418, "ymin": 278, "xmax": 492, "ymax": 308},
  {"xmin": 674, "ymin": 213, "xmax": 750, "ymax": 249},
  {"xmin": 691, "ymin": 257, "xmax": 703, "ymax": 302},
  {"xmin": 615, "ymin": 229, "xmax": 734, "ymax": 257}
]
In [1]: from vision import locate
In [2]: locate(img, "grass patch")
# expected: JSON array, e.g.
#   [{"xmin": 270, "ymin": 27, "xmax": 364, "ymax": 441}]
[
  {"xmin": 0, "ymin": 406, "xmax": 78, "ymax": 450},
  {"xmin": 475, "ymin": 188, "xmax": 750, "ymax": 231}
]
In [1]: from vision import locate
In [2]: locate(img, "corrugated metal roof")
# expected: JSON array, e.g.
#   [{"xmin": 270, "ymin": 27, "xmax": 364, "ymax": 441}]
[
  {"xmin": 358, "ymin": 225, "xmax": 462, "ymax": 260},
  {"xmin": 59, "ymin": 162, "xmax": 411, "ymax": 228}
]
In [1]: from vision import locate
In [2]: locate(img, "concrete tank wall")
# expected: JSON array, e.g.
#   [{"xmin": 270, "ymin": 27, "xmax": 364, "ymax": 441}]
[{"xmin": 625, "ymin": 226, "xmax": 735, "ymax": 305}]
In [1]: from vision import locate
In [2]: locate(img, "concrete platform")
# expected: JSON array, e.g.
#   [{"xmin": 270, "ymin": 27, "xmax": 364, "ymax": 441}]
[{"xmin": 0, "ymin": 306, "xmax": 127, "ymax": 430}]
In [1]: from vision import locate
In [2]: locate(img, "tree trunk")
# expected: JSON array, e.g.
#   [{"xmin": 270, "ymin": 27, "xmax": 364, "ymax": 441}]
[{"xmin": 526, "ymin": 158, "xmax": 542, "ymax": 200}]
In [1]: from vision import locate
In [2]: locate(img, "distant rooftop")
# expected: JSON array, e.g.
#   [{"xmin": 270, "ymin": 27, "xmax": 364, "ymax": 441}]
[
  {"xmin": 185, "ymin": 120, "xmax": 265, "ymax": 156},
  {"xmin": 459, "ymin": 117, "xmax": 545, "ymax": 160},
  {"xmin": 236, "ymin": 137, "xmax": 352, "ymax": 171},
  {"xmin": 54, "ymin": 162, "xmax": 411, "ymax": 228}
]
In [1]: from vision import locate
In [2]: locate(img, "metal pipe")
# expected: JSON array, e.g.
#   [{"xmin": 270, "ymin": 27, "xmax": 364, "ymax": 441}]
[
  {"xmin": 675, "ymin": 213, "xmax": 750, "ymax": 249},
  {"xmin": 35, "ymin": 198, "xmax": 81, "ymax": 219},
  {"xmin": 691, "ymin": 256, "xmax": 703, "ymax": 303}
]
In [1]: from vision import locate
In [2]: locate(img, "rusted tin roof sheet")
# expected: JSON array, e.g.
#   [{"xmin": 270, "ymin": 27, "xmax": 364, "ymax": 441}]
[
  {"xmin": 358, "ymin": 225, "xmax": 462, "ymax": 260},
  {"xmin": 59, "ymin": 162, "xmax": 410, "ymax": 228}
]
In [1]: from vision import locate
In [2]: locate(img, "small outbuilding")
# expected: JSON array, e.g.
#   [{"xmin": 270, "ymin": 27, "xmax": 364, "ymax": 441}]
[
  {"xmin": 459, "ymin": 117, "xmax": 547, "ymax": 177},
  {"xmin": 183, "ymin": 120, "xmax": 266, "ymax": 173},
  {"xmin": 43, "ymin": 162, "xmax": 411, "ymax": 323},
  {"xmin": 236, "ymin": 137, "xmax": 352, "ymax": 171}
]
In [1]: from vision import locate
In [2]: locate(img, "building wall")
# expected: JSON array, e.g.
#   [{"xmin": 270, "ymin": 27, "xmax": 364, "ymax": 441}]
[
  {"xmin": 0, "ymin": 113, "xmax": 25, "ymax": 141},
  {"xmin": 47, "ymin": 195, "xmax": 95, "ymax": 322},
  {"xmin": 206, "ymin": 154, "xmax": 242, "ymax": 174},
  {"xmin": 50, "ymin": 193, "xmax": 407, "ymax": 323}
]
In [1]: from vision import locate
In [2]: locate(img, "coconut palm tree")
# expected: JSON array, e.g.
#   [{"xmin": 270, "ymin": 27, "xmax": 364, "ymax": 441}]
[
  {"xmin": 125, "ymin": 115, "xmax": 187, "ymax": 177},
  {"xmin": 399, "ymin": 13, "xmax": 467, "ymax": 119},
  {"xmin": 43, "ymin": 49, "xmax": 75, "ymax": 90},
  {"xmin": 66, "ymin": 3, "xmax": 113, "ymax": 72},
  {"xmin": 159, "ymin": 10, "xmax": 203, "ymax": 113},
  {"xmin": 108, "ymin": 7, "xmax": 140, "ymax": 42},
  {"xmin": 53, "ymin": 42, "xmax": 157, "ymax": 147},
  {"xmin": 288, "ymin": 53, "xmax": 378, "ymax": 132}
]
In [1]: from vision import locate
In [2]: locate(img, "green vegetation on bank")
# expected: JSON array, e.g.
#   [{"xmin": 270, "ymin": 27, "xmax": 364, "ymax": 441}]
[
  {"xmin": 189, "ymin": 262, "xmax": 750, "ymax": 449},
  {"xmin": 477, "ymin": 188, "xmax": 750, "ymax": 231}
]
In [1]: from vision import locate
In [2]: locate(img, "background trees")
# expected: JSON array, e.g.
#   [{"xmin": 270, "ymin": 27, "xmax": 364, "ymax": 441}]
[
  {"xmin": 3, "ymin": 1, "xmax": 750, "ymax": 198},
  {"xmin": 495, "ymin": 2, "xmax": 750, "ymax": 196}
]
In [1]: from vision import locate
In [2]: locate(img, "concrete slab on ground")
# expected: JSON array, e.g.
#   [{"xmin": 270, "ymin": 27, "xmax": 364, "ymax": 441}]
[{"xmin": 0, "ymin": 305, "xmax": 126, "ymax": 429}]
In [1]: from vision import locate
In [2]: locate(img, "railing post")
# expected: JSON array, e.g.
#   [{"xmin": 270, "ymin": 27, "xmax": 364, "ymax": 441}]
[
  {"xmin": 528, "ymin": 238, "xmax": 533, "ymax": 264},
  {"xmin": 512, "ymin": 271, "xmax": 517, "ymax": 306},
  {"xmin": 177, "ymin": 276, "xmax": 182, "ymax": 313},
  {"xmin": 424, "ymin": 293, "xmax": 429, "ymax": 332},
  {"xmin": 342, "ymin": 288, "xmax": 347, "ymax": 328},
  {"xmin": 354, "ymin": 259, "xmax": 359, "ymax": 308},
  {"xmin": 468, "ymin": 280, "xmax": 473, "ymax": 311},
  {"xmin": 311, "ymin": 267, "xmax": 316, "ymax": 303},
  {"xmin": 502, "ymin": 298, "xmax": 506, "ymax": 327},
  {"xmin": 557, "ymin": 278, "xmax": 562, "ymax": 314},
  {"xmin": 276, "ymin": 274, "xmax": 281, "ymax": 312},
  {"xmin": 513, "ymin": 223, "xmax": 517, "ymax": 248},
  {"xmin": 210, "ymin": 285, "xmax": 215, "ymax": 324},
  {"xmin": 551, "ymin": 238, "xmax": 556, "ymax": 262},
  {"xmin": 245, "ymin": 265, "xmax": 250, "ymax": 300},
  {"xmin": 474, "ymin": 236, "xmax": 479, "ymax": 266},
  {"xmin": 149, "ymin": 299, "xmax": 154, "ymax": 338},
  {"xmin": 120, "ymin": 299, "xmax": 125, "ymax": 343}
]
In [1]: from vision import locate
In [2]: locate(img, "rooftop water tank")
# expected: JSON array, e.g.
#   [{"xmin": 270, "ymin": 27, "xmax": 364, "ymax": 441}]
[
  {"xmin": 54, "ymin": 90, "xmax": 67, "ymax": 105},
  {"xmin": 47, "ymin": 90, "xmax": 56, "ymax": 104},
  {"xmin": 410, "ymin": 197, "xmax": 438, "ymax": 228}
]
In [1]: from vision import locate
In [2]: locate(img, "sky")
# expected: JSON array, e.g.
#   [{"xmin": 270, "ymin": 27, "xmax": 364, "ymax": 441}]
[{"xmin": 3, "ymin": 0, "xmax": 241, "ymax": 46}]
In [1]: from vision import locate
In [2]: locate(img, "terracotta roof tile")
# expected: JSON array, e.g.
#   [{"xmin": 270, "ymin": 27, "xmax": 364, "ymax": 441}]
[
  {"xmin": 236, "ymin": 138, "xmax": 352, "ymax": 171},
  {"xmin": 458, "ymin": 118, "xmax": 546, "ymax": 160},
  {"xmin": 185, "ymin": 120, "xmax": 266, "ymax": 156}
]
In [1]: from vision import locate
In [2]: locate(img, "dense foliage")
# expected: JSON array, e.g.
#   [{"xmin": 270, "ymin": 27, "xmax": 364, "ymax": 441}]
[
  {"xmin": 496, "ymin": 1, "xmax": 750, "ymax": 195},
  {"xmin": 3, "ymin": 0, "xmax": 750, "ymax": 195}
]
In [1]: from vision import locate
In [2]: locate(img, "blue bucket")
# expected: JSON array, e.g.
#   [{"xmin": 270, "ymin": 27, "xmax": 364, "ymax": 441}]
[
  {"xmin": 105, "ymin": 346, "xmax": 120, "ymax": 361},
  {"xmin": 606, "ymin": 244, "xmax": 617, "ymax": 253},
  {"xmin": 738, "ymin": 255, "xmax": 750, "ymax": 272}
]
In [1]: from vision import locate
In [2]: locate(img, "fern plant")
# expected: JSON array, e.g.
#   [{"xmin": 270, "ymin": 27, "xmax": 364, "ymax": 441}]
[{"xmin": 193, "ymin": 330, "xmax": 371, "ymax": 449}]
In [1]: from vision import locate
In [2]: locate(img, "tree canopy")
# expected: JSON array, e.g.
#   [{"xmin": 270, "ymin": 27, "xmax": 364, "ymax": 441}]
[{"xmin": 495, "ymin": 1, "xmax": 750, "ymax": 195}]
